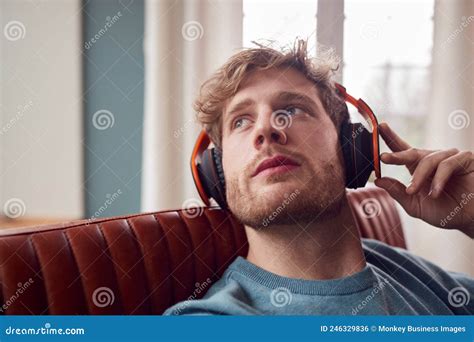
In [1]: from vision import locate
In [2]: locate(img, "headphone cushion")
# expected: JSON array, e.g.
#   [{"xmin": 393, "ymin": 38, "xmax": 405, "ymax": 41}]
[
  {"xmin": 212, "ymin": 148, "xmax": 226, "ymax": 192},
  {"xmin": 340, "ymin": 122, "xmax": 374, "ymax": 188},
  {"xmin": 197, "ymin": 148, "xmax": 227, "ymax": 209}
]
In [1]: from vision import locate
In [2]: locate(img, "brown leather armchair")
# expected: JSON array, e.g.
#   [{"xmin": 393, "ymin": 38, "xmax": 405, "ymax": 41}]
[{"xmin": 0, "ymin": 187, "xmax": 405, "ymax": 315}]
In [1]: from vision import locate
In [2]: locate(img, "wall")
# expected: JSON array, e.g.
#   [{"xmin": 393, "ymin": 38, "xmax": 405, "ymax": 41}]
[
  {"xmin": 0, "ymin": 0, "xmax": 83, "ymax": 219},
  {"xmin": 83, "ymin": 0, "xmax": 144, "ymax": 218}
]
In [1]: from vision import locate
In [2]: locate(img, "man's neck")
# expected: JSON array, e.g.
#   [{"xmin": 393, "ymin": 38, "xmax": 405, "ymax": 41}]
[{"xmin": 244, "ymin": 197, "xmax": 366, "ymax": 280}]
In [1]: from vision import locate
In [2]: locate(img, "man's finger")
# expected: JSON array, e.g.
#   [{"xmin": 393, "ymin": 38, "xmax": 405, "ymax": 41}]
[
  {"xmin": 380, "ymin": 148, "xmax": 431, "ymax": 175},
  {"xmin": 430, "ymin": 151, "xmax": 474, "ymax": 198},
  {"xmin": 378, "ymin": 122, "xmax": 411, "ymax": 153},
  {"xmin": 374, "ymin": 177, "xmax": 418, "ymax": 217},
  {"xmin": 406, "ymin": 149, "xmax": 457, "ymax": 195}
]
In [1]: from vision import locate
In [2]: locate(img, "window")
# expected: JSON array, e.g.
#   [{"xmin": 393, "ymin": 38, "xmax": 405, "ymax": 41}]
[
  {"xmin": 343, "ymin": 0, "xmax": 435, "ymax": 182},
  {"xmin": 243, "ymin": 0, "xmax": 318, "ymax": 52}
]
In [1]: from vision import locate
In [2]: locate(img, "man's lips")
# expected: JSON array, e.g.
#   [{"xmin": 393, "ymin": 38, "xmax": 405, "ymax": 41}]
[{"xmin": 252, "ymin": 155, "xmax": 301, "ymax": 177}]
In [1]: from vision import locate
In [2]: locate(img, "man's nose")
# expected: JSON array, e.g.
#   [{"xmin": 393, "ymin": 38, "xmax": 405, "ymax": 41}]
[{"xmin": 253, "ymin": 108, "xmax": 288, "ymax": 149}]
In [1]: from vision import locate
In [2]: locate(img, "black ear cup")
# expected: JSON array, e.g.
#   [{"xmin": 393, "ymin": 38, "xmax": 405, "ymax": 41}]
[
  {"xmin": 212, "ymin": 147, "xmax": 226, "ymax": 195},
  {"xmin": 197, "ymin": 147, "xmax": 227, "ymax": 209},
  {"xmin": 340, "ymin": 122, "xmax": 375, "ymax": 188}
]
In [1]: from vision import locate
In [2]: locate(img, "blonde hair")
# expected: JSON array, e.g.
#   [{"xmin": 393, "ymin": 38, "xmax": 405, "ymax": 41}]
[{"xmin": 194, "ymin": 39, "xmax": 349, "ymax": 149}]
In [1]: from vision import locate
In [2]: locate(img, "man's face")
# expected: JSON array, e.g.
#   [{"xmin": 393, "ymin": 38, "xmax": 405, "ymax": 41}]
[{"xmin": 221, "ymin": 67, "xmax": 347, "ymax": 229}]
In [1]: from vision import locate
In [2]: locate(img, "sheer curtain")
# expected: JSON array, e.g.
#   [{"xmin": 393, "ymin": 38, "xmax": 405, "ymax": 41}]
[
  {"xmin": 141, "ymin": 0, "xmax": 242, "ymax": 212},
  {"xmin": 402, "ymin": 0, "xmax": 474, "ymax": 275}
]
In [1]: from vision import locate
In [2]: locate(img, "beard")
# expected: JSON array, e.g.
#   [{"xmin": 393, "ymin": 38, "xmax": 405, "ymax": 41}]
[{"xmin": 225, "ymin": 150, "xmax": 347, "ymax": 230}]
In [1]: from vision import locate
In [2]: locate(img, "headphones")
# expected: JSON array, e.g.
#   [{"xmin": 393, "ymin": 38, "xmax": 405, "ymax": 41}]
[{"xmin": 190, "ymin": 83, "xmax": 381, "ymax": 209}]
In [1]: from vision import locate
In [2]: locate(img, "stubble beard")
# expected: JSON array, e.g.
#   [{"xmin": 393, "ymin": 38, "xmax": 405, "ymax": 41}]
[{"xmin": 226, "ymin": 158, "xmax": 347, "ymax": 230}]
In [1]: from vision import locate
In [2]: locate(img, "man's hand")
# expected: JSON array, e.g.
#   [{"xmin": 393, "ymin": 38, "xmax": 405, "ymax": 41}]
[{"xmin": 374, "ymin": 122, "xmax": 474, "ymax": 238}]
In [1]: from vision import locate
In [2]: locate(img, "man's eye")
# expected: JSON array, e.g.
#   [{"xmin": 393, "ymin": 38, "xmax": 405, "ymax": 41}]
[
  {"xmin": 232, "ymin": 117, "xmax": 250, "ymax": 130},
  {"xmin": 283, "ymin": 106, "xmax": 305, "ymax": 116}
]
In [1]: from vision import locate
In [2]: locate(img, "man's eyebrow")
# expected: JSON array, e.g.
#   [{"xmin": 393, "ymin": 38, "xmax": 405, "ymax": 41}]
[
  {"xmin": 276, "ymin": 91, "xmax": 318, "ymax": 109},
  {"xmin": 225, "ymin": 98, "xmax": 255, "ymax": 120}
]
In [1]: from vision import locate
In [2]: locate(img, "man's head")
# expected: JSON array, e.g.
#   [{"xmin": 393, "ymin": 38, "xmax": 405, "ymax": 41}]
[{"xmin": 194, "ymin": 39, "xmax": 350, "ymax": 229}]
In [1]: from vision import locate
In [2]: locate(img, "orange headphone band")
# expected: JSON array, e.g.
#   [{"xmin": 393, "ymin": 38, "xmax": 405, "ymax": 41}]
[
  {"xmin": 190, "ymin": 131, "xmax": 212, "ymax": 206},
  {"xmin": 334, "ymin": 83, "xmax": 381, "ymax": 178}
]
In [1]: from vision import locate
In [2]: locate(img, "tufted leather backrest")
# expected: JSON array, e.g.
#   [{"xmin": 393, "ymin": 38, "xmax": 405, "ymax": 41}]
[{"xmin": 0, "ymin": 186, "xmax": 405, "ymax": 315}]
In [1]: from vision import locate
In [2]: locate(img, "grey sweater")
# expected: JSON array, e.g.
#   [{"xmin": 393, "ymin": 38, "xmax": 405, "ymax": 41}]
[{"xmin": 163, "ymin": 239, "xmax": 474, "ymax": 315}]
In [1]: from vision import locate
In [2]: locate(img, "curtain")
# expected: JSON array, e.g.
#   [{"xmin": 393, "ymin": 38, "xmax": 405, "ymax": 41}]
[{"xmin": 141, "ymin": 0, "xmax": 243, "ymax": 212}]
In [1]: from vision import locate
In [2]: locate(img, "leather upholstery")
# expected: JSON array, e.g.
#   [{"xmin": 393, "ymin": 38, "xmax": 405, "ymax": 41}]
[{"xmin": 0, "ymin": 186, "xmax": 405, "ymax": 315}]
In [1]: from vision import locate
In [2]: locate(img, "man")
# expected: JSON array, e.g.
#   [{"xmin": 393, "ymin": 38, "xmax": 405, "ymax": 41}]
[{"xmin": 164, "ymin": 40, "xmax": 474, "ymax": 315}]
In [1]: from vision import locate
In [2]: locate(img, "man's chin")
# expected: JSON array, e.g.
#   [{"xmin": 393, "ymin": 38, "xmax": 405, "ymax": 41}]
[
  {"xmin": 229, "ymin": 187, "xmax": 346, "ymax": 230},
  {"xmin": 254, "ymin": 181, "xmax": 301, "ymax": 195},
  {"xmin": 227, "ymin": 163, "xmax": 346, "ymax": 229},
  {"xmin": 252, "ymin": 174, "xmax": 303, "ymax": 195}
]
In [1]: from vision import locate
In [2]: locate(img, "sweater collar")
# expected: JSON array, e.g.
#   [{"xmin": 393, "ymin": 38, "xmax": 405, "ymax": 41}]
[{"xmin": 227, "ymin": 255, "xmax": 377, "ymax": 295}]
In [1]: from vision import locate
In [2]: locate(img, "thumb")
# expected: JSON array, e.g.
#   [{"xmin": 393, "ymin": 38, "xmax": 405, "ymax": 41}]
[{"xmin": 374, "ymin": 177, "xmax": 414, "ymax": 213}]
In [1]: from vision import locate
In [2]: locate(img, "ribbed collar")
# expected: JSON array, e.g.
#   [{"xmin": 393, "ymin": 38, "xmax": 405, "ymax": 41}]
[{"xmin": 227, "ymin": 256, "xmax": 377, "ymax": 296}]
